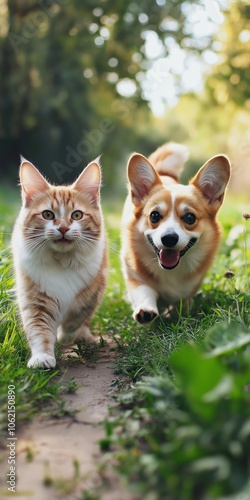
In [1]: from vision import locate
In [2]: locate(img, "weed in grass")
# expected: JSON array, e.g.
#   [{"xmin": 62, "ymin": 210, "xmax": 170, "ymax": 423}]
[
  {"xmin": 80, "ymin": 492, "xmax": 100, "ymax": 500},
  {"xmin": 43, "ymin": 460, "xmax": 53, "ymax": 487},
  {"xmin": 25, "ymin": 445, "xmax": 35, "ymax": 462},
  {"xmin": 61, "ymin": 377, "xmax": 79, "ymax": 394},
  {"xmin": 242, "ymin": 212, "xmax": 250, "ymax": 292},
  {"xmin": 43, "ymin": 458, "xmax": 81, "ymax": 493},
  {"xmin": 48, "ymin": 399, "xmax": 77, "ymax": 420},
  {"xmin": 71, "ymin": 337, "xmax": 106, "ymax": 363},
  {"xmin": 42, "ymin": 458, "xmax": 100, "ymax": 497}
]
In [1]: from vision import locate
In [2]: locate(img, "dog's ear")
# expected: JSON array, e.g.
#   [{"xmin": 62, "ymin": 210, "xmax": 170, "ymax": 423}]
[
  {"xmin": 127, "ymin": 153, "xmax": 162, "ymax": 206},
  {"xmin": 191, "ymin": 155, "xmax": 231, "ymax": 209}
]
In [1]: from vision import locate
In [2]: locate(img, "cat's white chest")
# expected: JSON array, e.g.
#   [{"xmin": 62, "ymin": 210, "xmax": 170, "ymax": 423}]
[
  {"xmin": 33, "ymin": 263, "xmax": 87, "ymax": 304},
  {"xmin": 21, "ymin": 249, "xmax": 101, "ymax": 311}
]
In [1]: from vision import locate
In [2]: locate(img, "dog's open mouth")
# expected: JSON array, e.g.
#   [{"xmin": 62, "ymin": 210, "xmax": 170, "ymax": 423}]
[
  {"xmin": 147, "ymin": 236, "xmax": 197, "ymax": 270},
  {"xmin": 159, "ymin": 249, "xmax": 180, "ymax": 269}
]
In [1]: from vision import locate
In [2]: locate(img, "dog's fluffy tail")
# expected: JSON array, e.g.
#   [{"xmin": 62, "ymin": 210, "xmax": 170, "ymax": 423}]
[{"xmin": 148, "ymin": 142, "xmax": 189, "ymax": 181}]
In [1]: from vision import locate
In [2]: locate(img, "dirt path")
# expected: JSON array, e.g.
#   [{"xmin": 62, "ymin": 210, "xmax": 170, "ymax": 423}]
[{"xmin": 0, "ymin": 340, "xmax": 137, "ymax": 500}]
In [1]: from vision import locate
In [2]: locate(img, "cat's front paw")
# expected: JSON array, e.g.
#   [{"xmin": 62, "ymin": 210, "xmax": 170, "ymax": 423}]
[
  {"xmin": 27, "ymin": 353, "xmax": 56, "ymax": 369},
  {"xmin": 133, "ymin": 307, "xmax": 158, "ymax": 324}
]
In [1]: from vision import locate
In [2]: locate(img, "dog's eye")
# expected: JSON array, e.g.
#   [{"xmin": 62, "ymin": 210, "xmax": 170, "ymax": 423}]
[
  {"xmin": 182, "ymin": 212, "xmax": 196, "ymax": 225},
  {"xmin": 150, "ymin": 211, "xmax": 161, "ymax": 223}
]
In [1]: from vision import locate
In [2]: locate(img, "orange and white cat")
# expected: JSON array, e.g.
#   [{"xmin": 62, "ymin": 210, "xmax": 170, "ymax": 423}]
[
  {"xmin": 121, "ymin": 143, "xmax": 231, "ymax": 323},
  {"xmin": 12, "ymin": 158, "xmax": 108, "ymax": 368}
]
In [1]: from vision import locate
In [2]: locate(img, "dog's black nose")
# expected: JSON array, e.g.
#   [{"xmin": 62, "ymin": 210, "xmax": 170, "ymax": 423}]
[{"xmin": 161, "ymin": 232, "xmax": 179, "ymax": 248}]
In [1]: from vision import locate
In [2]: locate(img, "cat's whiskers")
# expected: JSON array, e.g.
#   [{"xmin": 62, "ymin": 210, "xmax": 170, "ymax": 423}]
[
  {"xmin": 24, "ymin": 234, "xmax": 46, "ymax": 248},
  {"xmin": 25, "ymin": 238, "xmax": 49, "ymax": 257},
  {"xmin": 77, "ymin": 233, "xmax": 101, "ymax": 245},
  {"xmin": 22, "ymin": 225, "xmax": 45, "ymax": 229},
  {"xmin": 105, "ymin": 240, "xmax": 119, "ymax": 257},
  {"xmin": 74, "ymin": 237, "xmax": 97, "ymax": 252},
  {"xmin": 24, "ymin": 231, "xmax": 100, "ymax": 253},
  {"xmin": 24, "ymin": 234, "xmax": 44, "ymax": 242},
  {"xmin": 80, "ymin": 233, "xmax": 99, "ymax": 241}
]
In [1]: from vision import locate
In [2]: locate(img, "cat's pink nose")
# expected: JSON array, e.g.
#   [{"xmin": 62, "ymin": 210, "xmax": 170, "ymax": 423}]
[{"xmin": 58, "ymin": 225, "xmax": 69, "ymax": 235}]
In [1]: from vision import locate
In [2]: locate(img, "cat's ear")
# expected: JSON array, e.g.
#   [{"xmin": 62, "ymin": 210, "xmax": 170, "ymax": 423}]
[
  {"xmin": 72, "ymin": 160, "xmax": 101, "ymax": 205},
  {"xmin": 20, "ymin": 157, "xmax": 49, "ymax": 207}
]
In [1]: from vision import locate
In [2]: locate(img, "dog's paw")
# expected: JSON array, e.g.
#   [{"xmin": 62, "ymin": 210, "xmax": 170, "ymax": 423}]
[
  {"xmin": 27, "ymin": 353, "xmax": 56, "ymax": 369},
  {"xmin": 133, "ymin": 307, "xmax": 158, "ymax": 324}
]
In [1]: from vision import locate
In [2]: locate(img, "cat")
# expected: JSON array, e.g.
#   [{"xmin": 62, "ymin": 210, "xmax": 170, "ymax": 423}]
[{"xmin": 11, "ymin": 157, "xmax": 108, "ymax": 369}]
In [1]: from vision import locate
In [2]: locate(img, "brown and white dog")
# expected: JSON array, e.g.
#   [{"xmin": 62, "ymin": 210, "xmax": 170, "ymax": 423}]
[{"xmin": 121, "ymin": 143, "xmax": 231, "ymax": 323}]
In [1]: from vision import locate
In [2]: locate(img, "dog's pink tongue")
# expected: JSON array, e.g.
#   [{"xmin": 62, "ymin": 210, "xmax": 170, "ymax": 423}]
[{"xmin": 160, "ymin": 249, "xmax": 180, "ymax": 269}]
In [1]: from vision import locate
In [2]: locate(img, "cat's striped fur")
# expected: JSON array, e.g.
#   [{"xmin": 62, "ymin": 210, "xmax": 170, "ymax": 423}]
[{"xmin": 11, "ymin": 158, "xmax": 108, "ymax": 368}]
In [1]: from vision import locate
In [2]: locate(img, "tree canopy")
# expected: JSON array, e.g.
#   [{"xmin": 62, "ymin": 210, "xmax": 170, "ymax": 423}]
[
  {"xmin": 0, "ymin": 0, "xmax": 249, "ymax": 196},
  {"xmin": 0, "ymin": 0, "xmax": 210, "ymax": 183}
]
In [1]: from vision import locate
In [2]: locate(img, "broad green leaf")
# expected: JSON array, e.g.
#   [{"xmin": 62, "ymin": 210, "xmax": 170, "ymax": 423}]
[
  {"xmin": 190, "ymin": 455, "xmax": 230, "ymax": 481},
  {"xmin": 239, "ymin": 419, "xmax": 250, "ymax": 440},
  {"xmin": 170, "ymin": 344, "xmax": 226, "ymax": 420},
  {"xmin": 203, "ymin": 375, "xmax": 233, "ymax": 402},
  {"xmin": 204, "ymin": 321, "xmax": 250, "ymax": 357}
]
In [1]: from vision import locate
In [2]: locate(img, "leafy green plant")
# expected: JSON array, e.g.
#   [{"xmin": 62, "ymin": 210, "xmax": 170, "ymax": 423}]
[{"xmin": 71, "ymin": 337, "xmax": 106, "ymax": 362}]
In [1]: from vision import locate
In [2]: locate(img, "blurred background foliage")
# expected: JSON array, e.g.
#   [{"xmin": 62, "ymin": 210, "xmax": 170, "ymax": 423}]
[{"xmin": 0, "ymin": 0, "xmax": 249, "ymax": 199}]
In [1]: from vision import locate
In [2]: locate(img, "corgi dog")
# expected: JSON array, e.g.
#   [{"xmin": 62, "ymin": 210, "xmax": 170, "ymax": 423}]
[{"xmin": 121, "ymin": 143, "xmax": 231, "ymax": 324}]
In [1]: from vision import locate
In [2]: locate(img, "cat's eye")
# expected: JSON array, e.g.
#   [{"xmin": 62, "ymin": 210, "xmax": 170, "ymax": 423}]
[
  {"xmin": 182, "ymin": 212, "xmax": 196, "ymax": 225},
  {"xmin": 150, "ymin": 211, "xmax": 162, "ymax": 223},
  {"xmin": 42, "ymin": 210, "xmax": 55, "ymax": 220},
  {"xmin": 71, "ymin": 210, "xmax": 83, "ymax": 220}
]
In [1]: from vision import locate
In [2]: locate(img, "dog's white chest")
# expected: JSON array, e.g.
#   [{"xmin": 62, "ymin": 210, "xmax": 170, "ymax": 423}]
[{"xmin": 152, "ymin": 259, "xmax": 201, "ymax": 302}]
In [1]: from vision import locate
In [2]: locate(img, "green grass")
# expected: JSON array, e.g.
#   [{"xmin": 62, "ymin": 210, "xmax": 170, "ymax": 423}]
[
  {"xmin": 1, "ymin": 186, "xmax": 250, "ymax": 499},
  {"xmin": 0, "ymin": 184, "xmax": 20, "ymax": 240}
]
